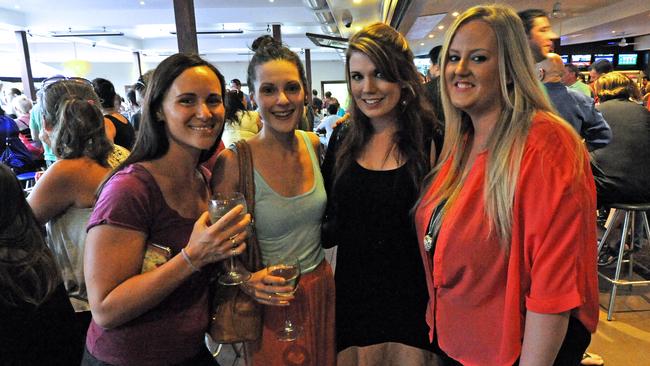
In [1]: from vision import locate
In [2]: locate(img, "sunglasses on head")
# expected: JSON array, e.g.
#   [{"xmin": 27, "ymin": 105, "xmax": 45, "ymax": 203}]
[{"xmin": 41, "ymin": 76, "xmax": 92, "ymax": 92}]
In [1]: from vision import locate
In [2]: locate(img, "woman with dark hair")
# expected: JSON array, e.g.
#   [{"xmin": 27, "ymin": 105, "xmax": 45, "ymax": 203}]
[
  {"xmin": 84, "ymin": 53, "xmax": 250, "ymax": 366},
  {"xmin": 92, "ymin": 77, "xmax": 136, "ymax": 149},
  {"xmin": 0, "ymin": 163, "xmax": 83, "ymax": 365},
  {"xmin": 212, "ymin": 35, "xmax": 335, "ymax": 365},
  {"xmin": 320, "ymin": 23, "xmax": 438, "ymax": 364},
  {"xmin": 28, "ymin": 80, "xmax": 114, "ymax": 318},
  {"xmin": 415, "ymin": 5, "xmax": 597, "ymax": 365},
  {"xmin": 221, "ymin": 89, "xmax": 261, "ymax": 147}
]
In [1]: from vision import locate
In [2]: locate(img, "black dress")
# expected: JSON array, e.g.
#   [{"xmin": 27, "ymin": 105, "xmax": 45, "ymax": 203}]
[{"xmin": 322, "ymin": 128, "xmax": 431, "ymax": 352}]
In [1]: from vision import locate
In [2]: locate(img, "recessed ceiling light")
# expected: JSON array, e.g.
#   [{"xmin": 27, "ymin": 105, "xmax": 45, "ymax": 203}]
[
  {"xmin": 438, "ymin": 25, "xmax": 444, "ymax": 30},
  {"xmin": 452, "ymin": 11, "xmax": 459, "ymax": 17},
  {"xmin": 353, "ymin": 0, "xmax": 362, "ymax": 3},
  {"xmin": 14, "ymin": 5, "xmax": 20, "ymax": 9},
  {"xmin": 269, "ymin": 0, "xmax": 274, "ymax": 2},
  {"xmin": 420, "ymin": 42, "xmax": 425, "ymax": 46},
  {"xmin": 140, "ymin": 1, "xmax": 145, "ymax": 5},
  {"xmin": 355, "ymin": 26, "xmax": 362, "ymax": 32},
  {"xmin": 428, "ymin": 34, "xmax": 434, "ymax": 38},
  {"xmin": 611, "ymin": 30, "xmax": 616, "ymax": 33}
]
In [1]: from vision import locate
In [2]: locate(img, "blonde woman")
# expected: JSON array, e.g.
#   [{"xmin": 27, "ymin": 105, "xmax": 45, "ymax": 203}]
[{"xmin": 415, "ymin": 5, "xmax": 598, "ymax": 365}]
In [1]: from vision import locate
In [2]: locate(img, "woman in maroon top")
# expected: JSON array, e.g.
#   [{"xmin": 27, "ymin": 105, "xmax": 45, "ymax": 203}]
[
  {"xmin": 414, "ymin": 5, "xmax": 598, "ymax": 366},
  {"xmin": 83, "ymin": 54, "xmax": 251, "ymax": 366}
]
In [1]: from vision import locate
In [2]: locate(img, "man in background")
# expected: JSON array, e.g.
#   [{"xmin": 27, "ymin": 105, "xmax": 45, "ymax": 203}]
[
  {"xmin": 424, "ymin": 45, "xmax": 443, "ymax": 125},
  {"xmin": 230, "ymin": 78, "xmax": 252, "ymax": 110},
  {"xmin": 518, "ymin": 9, "xmax": 558, "ymax": 63},
  {"xmin": 539, "ymin": 53, "xmax": 611, "ymax": 151},
  {"xmin": 562, "ymin": 63, "xmax": 592, "ymax": 97}
]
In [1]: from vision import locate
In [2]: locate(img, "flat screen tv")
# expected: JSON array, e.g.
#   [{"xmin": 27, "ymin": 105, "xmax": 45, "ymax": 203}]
[
  {"xmin": 594, "ymin": 54, "xmax": 614, "ymax": 63},
  {"xmin": 560, "ymin": 55, "xmax": 569, "ymax": 63},
  {"xmin": 571, "ymin": 54, "xmax": 591, "ymax": 66},
  {"xmin": 618, "ymin": 53, "xmax": 637, "ymax": 66}
]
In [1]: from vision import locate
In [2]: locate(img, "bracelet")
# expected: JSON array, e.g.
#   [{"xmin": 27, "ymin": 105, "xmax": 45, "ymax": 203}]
[{"xmin": 181, "ymin": 248, "xmax": 200, "ymax": 273}]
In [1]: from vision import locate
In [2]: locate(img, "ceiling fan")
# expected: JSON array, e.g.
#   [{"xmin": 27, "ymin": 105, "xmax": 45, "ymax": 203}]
[
  {"xmin": 607, "ymin": 33, "xmax": 637, "ymax": 47},
  {"xmin": 549, "ymin": 2, "xmax": 566, "ymax": 18}
]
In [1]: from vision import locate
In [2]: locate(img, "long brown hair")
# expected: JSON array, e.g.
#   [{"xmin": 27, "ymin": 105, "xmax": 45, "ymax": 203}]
[
  {"xmin": 0, "ymin": 164, "xmax": 60, "ymax": 307},
  {"xmin": 334, "ymin": 22, "xmax": 436, "ymax": 190}
]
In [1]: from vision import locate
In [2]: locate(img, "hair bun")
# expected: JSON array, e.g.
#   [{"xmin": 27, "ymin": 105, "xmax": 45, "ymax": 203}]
[{"xmin": 251, "ymin": 35, "xmax": 279, "ymax": 52}]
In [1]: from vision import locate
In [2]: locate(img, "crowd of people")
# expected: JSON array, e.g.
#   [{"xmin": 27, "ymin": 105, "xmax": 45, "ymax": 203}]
[{"xmin": 2, "ymin": 3, "xmax": 650, "ymax": 366}]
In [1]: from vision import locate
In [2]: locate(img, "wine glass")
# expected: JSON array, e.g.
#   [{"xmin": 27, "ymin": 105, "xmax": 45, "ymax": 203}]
[
  {"xmin": 267, "ymin": 255, "xmax": 302, "ymax": 341},
  {"xmin": 209, "ymin": 192, "xmax": 251, "ymax": 286}
]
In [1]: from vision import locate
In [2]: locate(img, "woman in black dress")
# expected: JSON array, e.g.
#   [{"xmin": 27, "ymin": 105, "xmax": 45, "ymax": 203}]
[{"xmin": 321, "ymin": 22, "xmax": 441, "ymax": 365}]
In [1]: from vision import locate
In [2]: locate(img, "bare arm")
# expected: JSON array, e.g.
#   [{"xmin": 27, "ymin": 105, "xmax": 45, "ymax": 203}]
[
  {"xmin": 519, "ymin": 310, "xmax": 570, "ymax": 366},
  {"xmin": 28, "ymin": 162, "xmax": 75, "ymax": 224},
  {"xmin": 85, "ymin": 209, "xmax": 250, "ymax": 329},
  {"xmin": 104, "ymin": 117, "xmax": 116, "ymax": 142}
]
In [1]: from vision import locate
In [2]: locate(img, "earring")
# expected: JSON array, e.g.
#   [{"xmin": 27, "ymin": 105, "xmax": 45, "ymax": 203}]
[{"xmin": 401, "ymin": 99, "xmax": 407, "ymax": 106}]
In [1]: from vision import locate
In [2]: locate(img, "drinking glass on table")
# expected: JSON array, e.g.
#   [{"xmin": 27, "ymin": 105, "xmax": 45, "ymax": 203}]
[
  {"xmin": 267, "ymin": 255, "xmax": 302, "ymax": 341},
  {"xmin": 209, "ymin": 192, "xmax": 251, "ymax": 286}
]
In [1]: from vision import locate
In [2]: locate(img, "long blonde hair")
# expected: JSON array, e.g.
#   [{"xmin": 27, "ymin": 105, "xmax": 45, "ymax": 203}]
[{"xmin": 422, "ymin": 4, "xmax": 580, "ymax": 246}]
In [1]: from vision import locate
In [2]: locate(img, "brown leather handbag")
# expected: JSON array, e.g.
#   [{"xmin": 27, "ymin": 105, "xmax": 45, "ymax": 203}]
[{"xmin": 208, "ymin": 140, "xmax": 264, "ymax": 343}]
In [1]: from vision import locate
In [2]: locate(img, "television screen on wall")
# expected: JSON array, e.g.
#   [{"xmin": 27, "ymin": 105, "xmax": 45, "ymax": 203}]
[
  {"xmin": 618, "ymin": 53, "xmax": 638, "ymax": 66},
  {"xmin": 571, "ymin": 54, "xmax": 591, "ymax": 66},
  {"xmin": 594, "ymin": 54, "xmax": 614, "ymax": 63}
]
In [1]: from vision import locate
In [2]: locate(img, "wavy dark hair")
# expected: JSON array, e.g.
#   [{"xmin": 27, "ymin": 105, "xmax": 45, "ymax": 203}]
[
  {"xmin": 225, "ymin": 90, "xmax": 247, "ymax": 125},
  {"xmin": 0, "ymin": 164, "xmax": 60, "ymax": 307},
  {"xmin": 39, "ymin": 80, "xmax": 112, "ymax": 166},
  {"xmin": 334, "ymin": 22, "xmax": 437, "ymax": 190},
  {"xmin": 246, "ymin": 35, "xmax": 309, "ymax": 100},
  {"xmin": 92, "ymin": 77, "xmax": 118, "ymax": 109},
  {"xmin": 109, "ymin": 53, "xmax": 225, "ymax": 174}
]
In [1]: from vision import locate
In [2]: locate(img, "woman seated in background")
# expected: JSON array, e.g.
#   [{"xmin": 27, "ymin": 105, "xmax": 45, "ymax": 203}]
[
  {"xmin": 590, "ymin": 72, "xmax": 650, "ymax": 265},
  {"xmin": 415, "ymin": 5, "xmax": 598, "ymax": 365},
  {"xmin": 212, "ymin": 35, "xmax": 335, "ymax": 366},
  {"xmin": 27, "ymin": 79, "xmax": 115, "ymax": 323},
  {"xmin": 93, "ymin": 77, "xmax": 136, "ymax": 150},
  {"xmin": 221, "ymin": 89, "xmax": 261, "ymax": 147},
  {"xmin": 0, "ymin": 163, "xmax": 83, "ymax": 365},
  {"xmin": 83, "ymin": 53, "xmax": 249, "ymax": 366},
  {"xmin": 321, "ymin": 23, "xmax": 439, "ymax": 365}
]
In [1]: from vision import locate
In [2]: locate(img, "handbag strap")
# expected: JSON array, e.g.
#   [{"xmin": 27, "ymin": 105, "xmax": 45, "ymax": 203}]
[{"xmin": 233, "ymin": 140, "xmax": 263, "ymax": 271}]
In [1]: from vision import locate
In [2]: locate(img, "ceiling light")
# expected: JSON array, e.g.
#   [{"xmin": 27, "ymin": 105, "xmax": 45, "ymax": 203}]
[
  {"xmin": 170, "ymin": 30, "xmax": 244, "ymax": 35},
  {"xmin": 420, "ymin": 42, "xmax": 424, "ymax": 46},
  {"xmin": 50, "ymin": 28, "xmax": 125, "ymax": 37},
  {"xmin": 140, "ymin": 1, "xmax": 145, "ymax": 5},
  {"xmin": 452, "ymin": 11, "xmax": 459, "ymax": 17},
  {"xmin": 438, "ymin": 25, "xmax": 444, "ymax": 30},
  {"xmin": 353, "ymin": 0, "xmax": 362, "ymax": 3},
  {"xmin": 14, "ymin": 5, "xmax": 19, "ymax": 9},
  {"xmin": 428, "ymin": 34, "xmax": 434, "ymax": 38},
  {"xmin": 306, "ymin": 32, "xmax": 349, "ymax": 50}
]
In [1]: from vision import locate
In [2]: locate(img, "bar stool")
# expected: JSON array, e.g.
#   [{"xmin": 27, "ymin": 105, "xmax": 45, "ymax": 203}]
[
  {"xmin": 597, "ymin": 203, "xmax": 650, "ymax": 320},
  {"xmin": 16, "ymin": 171, "xmax": 37, "ymax": 194}
]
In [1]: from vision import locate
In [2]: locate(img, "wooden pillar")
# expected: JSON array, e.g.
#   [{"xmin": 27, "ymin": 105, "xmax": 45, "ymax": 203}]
[
  {"xmin": 304, "ymin": 48, "xmax": 312, "ymax": 102},
  {"xmin": 173, "ymin": 0, "xmax": 198, "ymax": 54},
  {"xmin": 14, "ymin": 31, "xmax": 35, "ymax": 101},
  {"xmin": 272, "ymin": 24, "xmax": 282, "ymax": 43},
  {"xmin": 133, "ymin": 51, "xmax": 142, "ymax": 77}
]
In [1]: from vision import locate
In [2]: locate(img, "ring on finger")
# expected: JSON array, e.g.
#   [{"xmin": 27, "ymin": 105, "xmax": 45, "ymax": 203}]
[{"xmin": 229, "ymin": 235, "xmax": 237, "ymax": 247}]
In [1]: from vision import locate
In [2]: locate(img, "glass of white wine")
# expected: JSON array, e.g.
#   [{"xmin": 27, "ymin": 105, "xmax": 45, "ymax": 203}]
[
  {"xmin": 267, "ymin": 255, "xmax": 301, "ymax": 341},
  {"xmin": 209, "ymin": 192, "xmax": 251, "ymax": 286}
]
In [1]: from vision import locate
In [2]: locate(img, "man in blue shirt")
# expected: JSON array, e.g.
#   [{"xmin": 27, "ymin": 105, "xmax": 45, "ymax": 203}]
[{"xmin": 539, "ymin": 53, "xmax": 611, "ymax": 151}]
